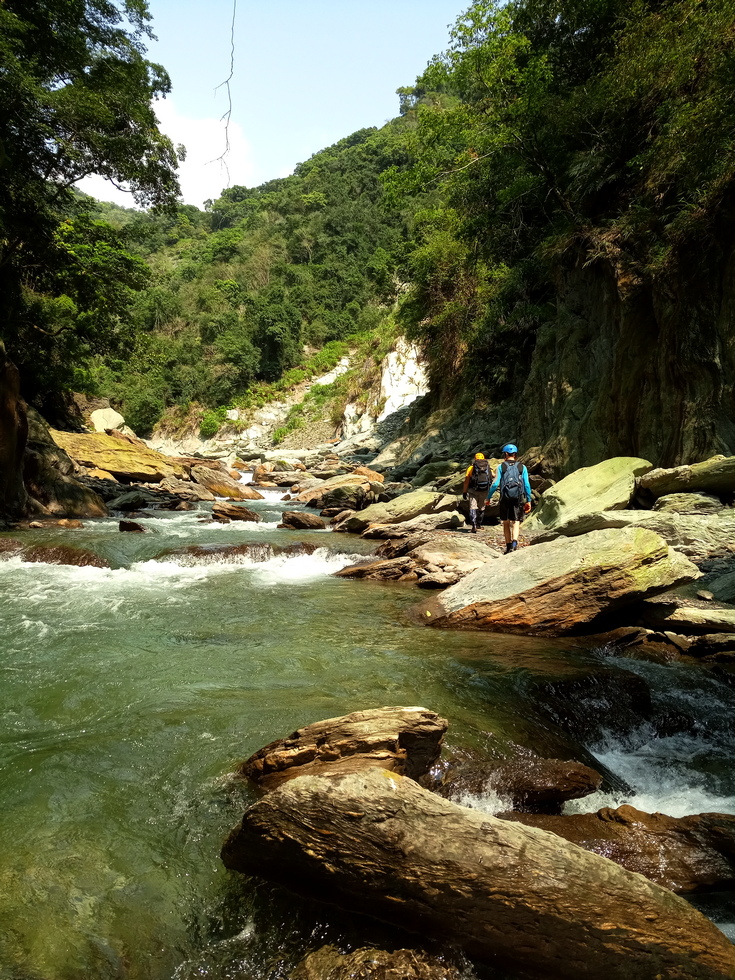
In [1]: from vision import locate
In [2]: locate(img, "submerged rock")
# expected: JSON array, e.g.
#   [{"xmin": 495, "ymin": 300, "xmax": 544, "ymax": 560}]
[
  {"xmin": 21, "ymin": 545, "xmax": 109, "ymax": 568},
  {"xmin": 290, "ymin": 945, "xmax": 470, "ymax": 980},
  {"xmin": 414, "ymin": 526, "xmax": 699, "ymax": 636},
  {"xmin": 238, "ymin": 707, "xmax": 447, "ymax": 792},
  {"xmin": 500, "ymin": 805, "xmax": 735, "ymax": 894},
  {"xmin": 435, "ymin": 752, "xmax": 603, "ymax": 815},
  {"xmin": 334, "ymin": 491, "xmax": 458, "ymax": 534},
  {"xmin": 222, "ymin": 769, "xmax": 735, "ymax": 980}
]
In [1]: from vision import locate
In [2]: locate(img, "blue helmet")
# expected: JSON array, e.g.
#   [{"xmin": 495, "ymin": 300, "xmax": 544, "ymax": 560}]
[{"xmin": 502, "ymin": 443, "xmax": 518, "ymax": 454}]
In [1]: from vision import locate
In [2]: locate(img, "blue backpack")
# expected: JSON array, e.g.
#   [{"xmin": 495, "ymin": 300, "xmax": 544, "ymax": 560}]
[{"xmin": 500, "ymin": 461, "xmax": 525, "ymax": 502}]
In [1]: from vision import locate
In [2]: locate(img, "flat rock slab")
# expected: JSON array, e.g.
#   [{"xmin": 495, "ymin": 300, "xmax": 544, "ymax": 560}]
[
  {"xmin": 637, "ymin": 601, "xmax": 735, "ymax": 635},
  {"xmin": 293, "ymin": 473, "xmax": 371, "ymax": 505},
  {"xmin": 414, "ymin": 526, "xmax": 699, "ymax": 635},
  {"xmin": 525, "ymin": 456, "xmax": 652, "ymax": 534},
  {"xmin": 500, "ymin": 805, "xmax": 735, "ymax": 894},
  {"xmin": 653, "ymin": 492, "xmax": 725, "ymax": 515},
  {"xmin": 50, "ymin": 429, "xmax": 186, "ymax": 482},
  {"xmin": 221, "ymin": 769, "xmax": 735, "ymax": 980},
  {"xmin": 238, "ymin": 707, "xmax": 447, "ymax": 791}
]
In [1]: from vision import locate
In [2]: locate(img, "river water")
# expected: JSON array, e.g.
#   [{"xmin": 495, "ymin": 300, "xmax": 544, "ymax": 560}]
[{"xmin": 1, "ymin": 490, "xmax": 734, "ymax": 979}]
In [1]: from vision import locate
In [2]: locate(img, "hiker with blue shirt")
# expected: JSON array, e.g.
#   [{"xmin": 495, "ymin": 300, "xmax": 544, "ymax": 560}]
[{"xmin": 486, "ymin": 444, "xmax": 532, "ymax": 553}]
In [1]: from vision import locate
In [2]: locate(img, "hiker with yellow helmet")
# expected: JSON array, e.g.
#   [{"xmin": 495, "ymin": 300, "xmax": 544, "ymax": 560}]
[{"xmin": 462, "ymin": 452, "xmax": 491, "ymax": 533}]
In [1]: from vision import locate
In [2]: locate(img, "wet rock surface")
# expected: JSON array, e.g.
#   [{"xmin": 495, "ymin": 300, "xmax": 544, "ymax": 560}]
[
  {"xmin": 290, "ymin": 944, "xmax": 471, "ymax": 980},
  {"xmin": 222, "ymin": 769, "xmax": 735, "ymax": 980},
  {"xmin": 238, "ymin": 707, "xmax": 448, "ymax": 792},
  {"xmin": 499, "ymin": 805, "xmax": 735, "ymax": 894},
  {"xmin": 414, "ymin": 526, "xmax": 699, "ymax": 635}
]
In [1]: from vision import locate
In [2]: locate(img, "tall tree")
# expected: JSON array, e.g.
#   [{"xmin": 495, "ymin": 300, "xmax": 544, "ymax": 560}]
[{"xmin": 0, "ymin": 0, "xmax": 181, "ymax": 412}]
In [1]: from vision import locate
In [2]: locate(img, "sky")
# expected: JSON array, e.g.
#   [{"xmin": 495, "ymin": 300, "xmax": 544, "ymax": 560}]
[{"xmin": 79, "ymin": 0, "xmax": 470, "ymax": 210}]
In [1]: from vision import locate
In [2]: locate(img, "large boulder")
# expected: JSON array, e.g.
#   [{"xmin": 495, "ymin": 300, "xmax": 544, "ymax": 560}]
[
  {"xmin": 222, "ymin": 769, "xmax": 735, "ymax": 980},
  {"xmin": 636, "ymin": 600, "xmax": 735, "ymax": 635},
  {"xmin": 334, "ymin": 491, "xmax": 458, "ymax": 534},
  {"xmin": 0, "ymin": 342, "xmax": 28, "ymax": 519},
  {"xmin": 653, "ymin": 492, "xmax": 725, "ymax": 515},
  {"xmin": 190, "ymin": 465, "xmax": 264, "ymax": 500},
  {"xmin": 50, "ymin": 429, "xmax": 186, "ymax": 482},
  {"xmin": 278, "ymin": 511, "xmax": 327, "ymax": 530},
  {"xmin": 500, "ymin": 805, "xmax": 735, "ymax": 894},
  {"xmin": 238, "ymin": 707, "xmax": 447, "ymax": 792},
  {"xmin": 531, "ymin": 510, "xmax": 735, "ymax": 563},
  {"xmin": 413, "ymin": 526, "xmax": 699, "ymax": 635},
  {"xmin": 524, "ymin": 456, "xmax": 653, "ymax": 534},
  {"xmin": 637, "ymin": 455, "xmax": 735, "ymax": 501},
  {"xmin": 24, "ymin": 410, "xmax": 108, "ymax": 518},
  {"xmin": 89, "ymin": 407, "xmax": 125, "ymax": 433},
  {"xmin": 293, "ymin": 473, "xmax": 374, "ymax": 507},
  {"xmin": 211, "ymin": 502, "xmax": 260, "ymax": 523},
  {"xmin": 361, "ymin": 511, "xmax": 465, "ymax": 538}
]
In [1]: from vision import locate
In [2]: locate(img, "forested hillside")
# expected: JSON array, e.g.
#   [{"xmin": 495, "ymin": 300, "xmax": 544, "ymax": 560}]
[
  {"xmin": 3, "ymin": 0, "xmax": 735, "ymax": 469},
  {"xmin": 86, "ymin": 124, "xmax": 415, "ymax": 434}
]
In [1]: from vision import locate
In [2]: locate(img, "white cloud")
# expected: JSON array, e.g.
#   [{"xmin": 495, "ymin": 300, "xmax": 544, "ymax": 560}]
[{"xmin": 76, "ymin": 98, "xmax": 255, "ymax": 211}]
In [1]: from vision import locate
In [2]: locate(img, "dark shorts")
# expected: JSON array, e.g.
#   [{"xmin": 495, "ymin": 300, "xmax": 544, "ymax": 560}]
[{"xmin": 499, "ymin": 496, "xmax": 524, "ymax": 522}]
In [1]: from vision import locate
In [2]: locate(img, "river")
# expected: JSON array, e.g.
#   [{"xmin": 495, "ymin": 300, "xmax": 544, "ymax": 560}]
[{"xmin": 1, "ymin": 490, "xmax": 734, "ymax": 979}]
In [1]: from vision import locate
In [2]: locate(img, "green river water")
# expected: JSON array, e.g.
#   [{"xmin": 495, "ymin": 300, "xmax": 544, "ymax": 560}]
[{"xmin": 1, "ymin": 491, "xmax": 734, "ymax": 979}]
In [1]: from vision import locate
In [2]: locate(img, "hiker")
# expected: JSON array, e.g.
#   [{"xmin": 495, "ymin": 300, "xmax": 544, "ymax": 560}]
[
  {"xmin": 486, "ymin": 444, "xmax": 532, "ymax": 553},
  {"xmin": 462, "ymin": 452, "xmax": 491, "ymax": 533}
]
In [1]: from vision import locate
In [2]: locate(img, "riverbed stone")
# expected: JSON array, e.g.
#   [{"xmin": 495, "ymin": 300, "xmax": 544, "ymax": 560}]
[
  {"xmin": 89, "ymin": 407, "xmax": 125, "ymax": 433},
  {"xmin": 238, "ymin": 707, "xmax": 447, "ymax": 791},
  {"xmin": 333, "ymin": 491, "xmax": 458, "ymax": 534},
  {"xmin": 22, "ymin": 544, "xmax": 110, "ymax": 568},
  {"xmin": 413, "ymin": 526, "xmax": 699, "ymax": 636},
  {"xmin": 293, "ymin": 473, "xmax": 373, "ymax": 506},
  {"xmin": 335, "ymin": 556, "xmax": 420, "ymax": 581},
  {"xmin": 222, "ymin": 769, "xmax": 735, "ymax": 980},
  {"xmin": 278, "ymin": 511, "xmax": 326, "ymax": 530},
  {"xmin": 290, "ymin": 945, "xmax": 470, "ymax": 980},
  {"xmin": 500, "ymin": 805, "xmax": 735, "ymax": 894},
  {"xmin": 436, "ymin": 753, "xmax": 603, "ymax": 814},
  {"xmin": 524, "ymin": 456, "xmax": 653, "ymax": 535},
  {"xmin": 212, "ymin": 502, "xmax": 260, "ymax": 523},
  {"xmin": 190, "ymin": 465, "xmax": 264, "ymax": 500},
  {"xmin": 637, "ymin": 455, "xmax": 735, "ymax": 501},
  {"xmin": 532, "ymin": 510, "xmax": 735, "ymax": 563},
  {"xmin": 361, "ymin": 511, "xmax": 465, "ymax": 538}
]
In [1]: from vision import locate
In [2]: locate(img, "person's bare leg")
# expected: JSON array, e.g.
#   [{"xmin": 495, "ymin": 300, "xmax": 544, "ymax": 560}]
[
  {"xmin": 503, "ymin": 520, "xmax": 512, "ymax": 544},
  {"xmin": 511, "ymin": 521, "xmax": 520, "ymax": 543}
]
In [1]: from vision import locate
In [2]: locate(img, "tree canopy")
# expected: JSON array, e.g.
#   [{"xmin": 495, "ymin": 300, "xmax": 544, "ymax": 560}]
[{"xmin": 0, "ymin": 0, "xmax": 181, "ymax": 414}]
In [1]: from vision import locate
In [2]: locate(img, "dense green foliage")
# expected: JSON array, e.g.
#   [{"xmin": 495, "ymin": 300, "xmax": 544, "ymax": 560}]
[
  {"xmin": 391, "ymin": 0, "xmax": 735, "ymax": 398},
  {"xmin": 4, "ymin": 0, "xmax": 734, "ymax": 438},
  {"xmin": 92, "ymin": 126, "xmax": 413, "ymax": 433},
  {"xmin": 0, "ymin": 0, "xmax": 180, "ymax": 417}
]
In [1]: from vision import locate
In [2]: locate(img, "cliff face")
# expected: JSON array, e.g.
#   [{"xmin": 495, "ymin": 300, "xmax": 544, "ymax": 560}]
[
  {"xmin": 0, "ymin": 343, "xmax": 28, "ymax": 519},
  {"xmin": 521, "ymin": 226, "xmax": 735, "ymax": 474}
]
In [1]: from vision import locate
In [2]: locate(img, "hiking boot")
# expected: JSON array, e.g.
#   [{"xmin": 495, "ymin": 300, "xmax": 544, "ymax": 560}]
[
  {"xmin": 504, "ymin": 542, "xmax": 513, "ymax": 554},
  {"xmin": 510, "ymin": 541, "xmax": 518, "ymax": 552},
  {"xmin": 471, "ymin": 523, "xmax": 477, "ymax": 534}
]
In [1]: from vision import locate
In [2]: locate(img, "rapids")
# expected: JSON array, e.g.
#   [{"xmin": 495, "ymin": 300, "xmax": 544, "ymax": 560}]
[{"xmin": 1, "ymin": 491, "xmax": 734, "ymax": 979}]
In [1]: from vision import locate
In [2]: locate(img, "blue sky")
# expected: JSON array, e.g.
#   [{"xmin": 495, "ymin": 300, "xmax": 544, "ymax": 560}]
[{"xmin": 80, "ymin": 0, "xmax": 470, "ymax": 208}]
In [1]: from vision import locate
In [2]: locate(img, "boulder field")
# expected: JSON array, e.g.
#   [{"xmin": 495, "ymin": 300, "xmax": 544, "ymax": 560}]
[{"xmin": 222, "ymin": 707, "xmax": 735, "ymax": 980}]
